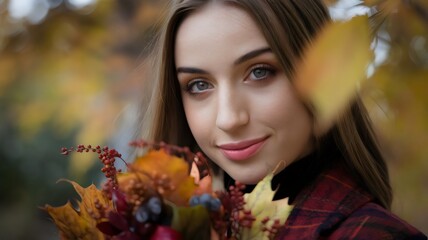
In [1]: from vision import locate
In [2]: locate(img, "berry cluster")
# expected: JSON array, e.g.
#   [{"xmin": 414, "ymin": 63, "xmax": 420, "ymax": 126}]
[
  {"xmin": 150, "ymin": 172, "xmax": 175, "ymax": 195},
  {"xmin": 212, "ymin": 181, "xmax": 256, "ymax": 239},
  {"xmin": 261, "ymin": 218, "xmax": 282, "ymax": 239},
  {"xmin": 87, "ymin": 198, "xmax": 110, "ymax": 221},
  {"xmin": 61, "ymin": 144, "xmax": 124, "ymax": 193},
  {"xmin": 189, "ymin": 193, "xmax": 222, "ymax": 211},
  {"xmin": 95, "ymin": 188, "xmax": 173, "ymax": 239}
]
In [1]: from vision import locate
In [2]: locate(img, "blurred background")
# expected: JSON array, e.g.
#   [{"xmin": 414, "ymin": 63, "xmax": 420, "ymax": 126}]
[{"xmin": 0, "ymin": 0, "xmax": 426, "ymax": 239}]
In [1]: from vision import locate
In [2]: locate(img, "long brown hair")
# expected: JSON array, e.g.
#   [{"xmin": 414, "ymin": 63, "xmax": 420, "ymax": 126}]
[{"xmin": 139, "ymin": 0, "xmax": 392, "ymax": 209}]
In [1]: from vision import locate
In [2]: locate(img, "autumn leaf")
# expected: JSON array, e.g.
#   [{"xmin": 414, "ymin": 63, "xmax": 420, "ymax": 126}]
[
  {"xmin": 118, "ymin": 149, "xmax": 197, "ymax": 206},
  {"xmin": 170, "ymin": 205, "xmax": 211, "ymax": 239},
  {"xmin": 294, "ymin": 15, "xmax": 372, "ymax": 134},
  {"xmin": 44, "ymin": 180, "xmax": 113, "ymax": 240},
  {"xmin": 241, "ymin": 173, "xmax": 293, "ymax": 240}
]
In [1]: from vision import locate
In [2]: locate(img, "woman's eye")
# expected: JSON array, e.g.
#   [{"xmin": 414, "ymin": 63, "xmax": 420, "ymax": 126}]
[
  {"xmin": 248, "ymin": 65, "xmax": 275, "ymax": 81},
  {"xmin": 187, "ymin": 80, "xmax": 212, "ymax": 93}
]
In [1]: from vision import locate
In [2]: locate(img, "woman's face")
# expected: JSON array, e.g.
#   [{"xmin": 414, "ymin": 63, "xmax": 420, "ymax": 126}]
[{"xmin": 175, "ymin": 3, "xmax": 314, "ymax": 184}]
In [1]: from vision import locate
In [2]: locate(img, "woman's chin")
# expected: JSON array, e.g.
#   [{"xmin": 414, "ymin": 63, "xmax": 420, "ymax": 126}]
[{"xmin": 230, "ymin": 173, "xmax": 265, "ymax": 185}]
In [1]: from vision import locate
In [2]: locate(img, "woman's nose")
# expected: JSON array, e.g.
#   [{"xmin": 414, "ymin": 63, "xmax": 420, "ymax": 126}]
[{"xmin": 215, "ymin": 88, "xmax": 249, "ymax": 132}]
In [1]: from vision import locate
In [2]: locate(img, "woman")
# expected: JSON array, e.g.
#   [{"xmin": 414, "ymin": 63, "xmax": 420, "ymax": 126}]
[{"xmin": 140, "ymin": 0, "xmax": 426, "ymax": 238}]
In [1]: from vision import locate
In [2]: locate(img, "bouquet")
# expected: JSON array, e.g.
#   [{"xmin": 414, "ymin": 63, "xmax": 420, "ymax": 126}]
[{"xmin": 44, "ymin": 140, "xmax": 293, "ymax": 239}]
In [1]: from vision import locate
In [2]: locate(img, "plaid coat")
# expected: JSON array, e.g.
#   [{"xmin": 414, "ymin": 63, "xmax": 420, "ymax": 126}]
[{"xmin": 276, "ymin": 166, "xmax": 427, "ymax": 239}]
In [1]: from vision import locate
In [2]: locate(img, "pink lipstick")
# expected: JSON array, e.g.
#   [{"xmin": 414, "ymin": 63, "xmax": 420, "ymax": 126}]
[{"xmin": 218, "ymin": 137, "xmax": 268, "ymax": 161}]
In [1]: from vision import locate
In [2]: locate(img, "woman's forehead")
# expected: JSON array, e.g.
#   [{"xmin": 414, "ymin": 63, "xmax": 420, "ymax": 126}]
[
  {"xmin": 176, "ymin": 3, "xmax": 256, "ymax": 37},
  {"xmin": 174, "ymin": 3, "xmax": 269, "ymax": 67}
]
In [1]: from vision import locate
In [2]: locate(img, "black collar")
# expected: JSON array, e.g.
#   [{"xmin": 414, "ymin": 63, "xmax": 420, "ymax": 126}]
[{"xmin": 223, "ymin": 147, "xmax": 341, "ymax": 204}]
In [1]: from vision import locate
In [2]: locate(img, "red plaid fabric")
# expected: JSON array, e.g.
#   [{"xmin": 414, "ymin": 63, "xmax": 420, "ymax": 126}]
[{"xmin": 276, "ymin": 166, "xmax": 427, "ymax": 239}]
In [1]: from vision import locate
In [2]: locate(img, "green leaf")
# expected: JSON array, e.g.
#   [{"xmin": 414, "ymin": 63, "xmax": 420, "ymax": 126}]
[{"xmin": 170, "ymin": 205, "xmax": 211, "ymax": 240}]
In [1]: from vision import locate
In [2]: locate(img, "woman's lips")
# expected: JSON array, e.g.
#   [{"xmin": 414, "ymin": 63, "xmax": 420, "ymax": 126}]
[{"xmin": 218, "ymin": 137, "xmax": 268, "ymax": 161}]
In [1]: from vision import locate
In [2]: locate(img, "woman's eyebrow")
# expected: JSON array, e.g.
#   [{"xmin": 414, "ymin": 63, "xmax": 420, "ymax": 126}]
[
  {"xmin": 234, "ymin": 47, "xmax": 271, "ymax": 65},
  {"xmin": 176, "ymin": 67, "xmax": 208, "ymax": 74},
  {"xmin": 176, "ymin": 47, "xmax": 271, "ymax": 74}
]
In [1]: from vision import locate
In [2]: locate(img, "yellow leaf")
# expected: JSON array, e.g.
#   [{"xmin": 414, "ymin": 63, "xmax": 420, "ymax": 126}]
[
  {"xmin": 43, "ymin": 180, "xmax": 112, "ymax": 240},
  {"xmin": 67, "ymin": 180, "xmax": 113, "ymax": 220},
  {"xmin": 294, "ymin": 15, "xmax": 372, "ymax": 133},
  {"xmin": 241, "ymin": 173, "xmax": 293, "ymax": 239},
  {"xmin": 118, "ymin": 149, "xmax": 197, "ymax": 206}
]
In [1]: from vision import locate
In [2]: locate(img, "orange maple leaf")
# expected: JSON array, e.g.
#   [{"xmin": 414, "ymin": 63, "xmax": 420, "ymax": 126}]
[
  {"xmin": 44, "ymin": 180, "xmax": 113, "ymax": 240},
  {"xmin": 118, "ymin": 149, "xmax": 197, "ymax": 206}
]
